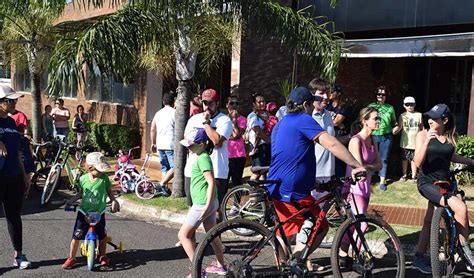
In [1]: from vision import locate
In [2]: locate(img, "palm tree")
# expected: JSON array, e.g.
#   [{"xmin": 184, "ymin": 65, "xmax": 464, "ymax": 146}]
[
  {"xmin": 0, "ymin": 1, "xmax": 67, "ymax": 143},
  {"xmin": 48, "ymin": 0, "xmax": 343, "ymax": 196}
]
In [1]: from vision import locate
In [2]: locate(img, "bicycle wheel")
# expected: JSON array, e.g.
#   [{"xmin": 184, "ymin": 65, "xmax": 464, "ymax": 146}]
[
  {"xmin": 135, "ymin": 180, "xmax": 156, "ymax": 200},
  {"xmin": 192, "ymin": 219, "xmax": 287, "ymax": 278},
  {"xmin": 86, "ymin": 239, "xmax": 96, "ymax": 271},
  {"xmin": 320, "ymin": 200, "xmax": 346, "ymax": 249},
  {"xmin": 331, "ymin": 215, "xmax": 405, "ymax": 277},
  {"xmin": 41, "ymin": 165, "xmax": 62, "ymax": 207},
  {"xmin": 31, "ymin": 166, "xmax": 51, "ymax": 192},
  {"xmin": 221, "ymin": 185, "xmax": 268, "ymax": 236},
  {"xmin": 430, "ymin": 207, "xmax": 456, "ymax": 278}
]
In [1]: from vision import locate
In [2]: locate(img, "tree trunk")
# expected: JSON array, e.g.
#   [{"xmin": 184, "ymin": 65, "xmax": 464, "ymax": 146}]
[
  {"xmin": 171, "ymin": 28, "xmax": 197, "ymax": 197},
  {"xmin": 172, "ymin": 79, "xmax": 192, "ymax": 197},
  {"xmin": 30, "ymin": 72, "xmax": 42, "ymax": 144}
]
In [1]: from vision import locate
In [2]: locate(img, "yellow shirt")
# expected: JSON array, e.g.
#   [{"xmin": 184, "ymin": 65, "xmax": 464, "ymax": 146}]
[{"xmin": 399, "ymin": 111, "xmax": 422, "ymax": 149}]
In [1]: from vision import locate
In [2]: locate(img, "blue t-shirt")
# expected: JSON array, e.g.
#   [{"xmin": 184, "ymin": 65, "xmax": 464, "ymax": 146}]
[
  {"xmin": 266, "ymin": 112, "xmax": 325, "ymax": 202},
  {"xmin": 0, "ymin": 117, "xmax": 22, "ymax": 176}
]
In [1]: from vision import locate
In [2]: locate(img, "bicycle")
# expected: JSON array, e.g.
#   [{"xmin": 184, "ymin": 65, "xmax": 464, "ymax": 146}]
[
  {"xmin": 41, "ymin": 136, "xmax": 93, "ymax": 207},
  {"xmin": 31, "ymin": 140, "xmax": 57, "ymax": 193},
  {"xmin": 193, "ymin": 175, "xmax": 405, "ymax": 277},
  {"xmin": 430, "ymin": 166, "xmax": 474, "ymax": 277},
  {"xmin": 221, "ymin": 166, "xmax": 346, "ymax": 245},
  {"xmin": 65, "ymin": 204, "xmax": 123, "ymax": 271},
  {"xmin": 133, "ymin": 153, "xmax": 170, "ymax": 200},
  {"xmin": 112, "ymin": 146, "xmax": 140, "ymax": 193}
]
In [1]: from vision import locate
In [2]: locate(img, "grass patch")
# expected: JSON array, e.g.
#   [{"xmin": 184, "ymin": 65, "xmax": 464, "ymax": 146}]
[
  {"xmin": 121, "ymin": 193, "xmax": 188, "ymax": 212},
  {"xmin": 370, "ymin": 180, "xmax": 426, "ymax": 208}
]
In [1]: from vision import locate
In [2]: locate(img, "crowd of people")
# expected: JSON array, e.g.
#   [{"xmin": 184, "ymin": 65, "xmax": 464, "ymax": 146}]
[{"xmin": 1, "ymin": 77, "xmax": 474, "ymax": 276}]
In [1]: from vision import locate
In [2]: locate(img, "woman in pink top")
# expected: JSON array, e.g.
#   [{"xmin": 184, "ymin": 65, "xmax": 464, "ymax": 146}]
[
  {"xmin": 345, "ymin": 107, "xmax": 381, "ymax": 214},
  {"xmin": 226, "ymin": 95, "xmax": 247, "ymax": 188}
]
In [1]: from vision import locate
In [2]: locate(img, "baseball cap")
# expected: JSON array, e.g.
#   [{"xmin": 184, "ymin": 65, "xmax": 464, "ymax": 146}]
[
  {"xmin": 201, "ymin": 89, "xmax": 219, "ymax": 102},
  {"xmin": 424, "ymin": 104, "xmax": 450, "ymax": 119},
  {"xmin": 288, "ymin": 86, "xmax": 322, "ymax": 105},
  {"xmin": 266, "ymin": 102, "xmax": 278, "ymax": 113},
  {"xmin": 180, "ymin": 128, "xmax": 209, "ymax": 147},
  {"xmin": 0, "ymin": 85, "xmax": 23, "ymax": 99},
  {"xmin": 403, "ymin": 96, "xmax": 416, "ymax": 104},
  {"xmin": 86, "ymin": 152, "xmax": 111, "ymax": 172}
]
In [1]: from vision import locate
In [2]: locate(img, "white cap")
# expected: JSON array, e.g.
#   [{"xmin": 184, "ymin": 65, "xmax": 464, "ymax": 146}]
[
  {"xmin": 86, "ymin": 152, "xmax": 111, "ymax": 172},
  {"xmin": 403, "ymin": 96, "xmax": 416, "ymax": 104},
  {"xmin": 0, "ymin": 85, "xmax": 23, "ymax": 99}
]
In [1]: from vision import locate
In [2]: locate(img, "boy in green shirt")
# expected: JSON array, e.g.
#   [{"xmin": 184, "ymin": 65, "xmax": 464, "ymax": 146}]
[
  {"xmin": 62, "ymin": 152, "xmax": 119, "ymax": 269},
  {"xmin": 177, "ymin": 128, "xmax": 226, "ymax": 277}
]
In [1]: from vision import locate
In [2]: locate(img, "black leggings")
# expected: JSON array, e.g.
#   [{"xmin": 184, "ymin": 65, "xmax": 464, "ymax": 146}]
[
  {"xmin": 0, "ymin": 175, "xmax": 25, "ymax": 252},
  {"xmin": 227, "ymin": 157, "xmax": 246, "ymax": 187}
]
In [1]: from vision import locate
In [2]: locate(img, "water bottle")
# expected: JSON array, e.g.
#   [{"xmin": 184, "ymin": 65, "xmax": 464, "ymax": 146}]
[{"xmin": 296, "ymin": 218, "xmax": 314, "ymax": 244}]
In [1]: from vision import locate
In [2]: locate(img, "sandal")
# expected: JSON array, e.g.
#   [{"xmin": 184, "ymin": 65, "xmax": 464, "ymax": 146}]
[{"xmin": 399, "ymin": 175, "xmax": 407, "ymax": 182}]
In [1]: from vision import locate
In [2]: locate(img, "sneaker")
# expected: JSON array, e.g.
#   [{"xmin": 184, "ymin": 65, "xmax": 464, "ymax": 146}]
[
  {"xmin": 156, "ymin": 184, "xmax": 170, "ymax": 197},
  {"xmin": 205, "ymin": 261, "xmax": 227, "ymax": 275},
  {"xmin": 99, "ymin": 255, "xmax": 110, "ymax": 267},
  {"xmin": 306, "ymin": 260, "xmax": 324, "ymax": 271},
  {"xmin": 379, "ymin": 183, "xmax": 387, "ymax": 192},
  {"xmin": 461, "ymin": 244, "xmax": 474, "ymax": 270},
  {"xmin": 227, "ymin": 205, "xmax": 240, "ymax": 218},
  {"xmin": 13, "ymin": 254, "xmax": 32, "ymax": 270},
  {"xmin": 399, "ymin": 175, "xmax": 407, "ymax": 182},
  {"xmin": 62, "ymin": 257, "xmax": 76, "ymax": 270},
  {"xmin": 412, "ymin": 255, "xmax": 432, "ymax": 274}
]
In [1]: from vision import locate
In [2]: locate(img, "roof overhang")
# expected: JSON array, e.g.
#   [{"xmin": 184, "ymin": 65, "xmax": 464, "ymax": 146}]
[{"xmin": 343, "ymin": 32, "xmax": 474, "ymax": 58}]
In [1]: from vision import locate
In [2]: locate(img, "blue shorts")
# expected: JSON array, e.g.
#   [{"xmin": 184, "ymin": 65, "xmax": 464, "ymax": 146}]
[
  {"xmin": 72, "ymin": 211, "xmax": 107, "ymax": 240},
  {"xmin": 158, "ymin": 150, "xmax": 174, "ymax": 173},
  {"xmin": 250, "ymin": 143, "xmax": 271, "ymax": 167}
]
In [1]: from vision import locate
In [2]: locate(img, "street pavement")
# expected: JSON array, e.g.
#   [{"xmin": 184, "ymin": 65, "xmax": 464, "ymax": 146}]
[{"xmin": 0, "ymin": 187, "xmax": 470, "ymax": 277}]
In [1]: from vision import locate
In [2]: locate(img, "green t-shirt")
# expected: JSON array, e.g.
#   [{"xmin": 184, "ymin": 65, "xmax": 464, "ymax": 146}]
[
  {"xmin": 79, "ymin": 173, "xmax": 112, "ymax": 213},
  {"xmin": 191, "ymin": 152, "xmax": 217, "ymax": 205},
  {"xmin": 368, "ymin": 102, "xmax": 396, "ymax": 135},
  {"xmin": 399, "ymin": 111, "xmax": 422, "ymax": 149}
]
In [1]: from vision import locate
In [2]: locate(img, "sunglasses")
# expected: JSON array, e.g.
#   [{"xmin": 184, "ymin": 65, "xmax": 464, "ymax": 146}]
[
  {"xmin": 376, "ymin": 94, "xmax": 386, "ymax": 97},
  {"xmin": 0, "ymin": 98, "xmax": 17, "ymax": 104},
  {"xmin": 202, "ymin": 100, "xmax": 215, "ymax": 106},
  {"xmin": 372, "ymin": 116, "xmax": 381, "ymax": 121},
  {"xmin": 55, "ymin": 102, "xmax": 61, "ymax": 105},
  {"xmin": 228, "ymin": 101, "xmax": 239, "ymax": 106},
  {"xmin": 404, "ymin": 103, "xmax": 416, "ymax": 107}
]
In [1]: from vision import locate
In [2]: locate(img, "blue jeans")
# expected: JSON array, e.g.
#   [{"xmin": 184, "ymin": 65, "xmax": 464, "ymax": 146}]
[
  {"xmin": 54, "ymin": 127, "xmax": 69, "ymax": 142},
  {"xmin": 372, "ymin": 133, "xmax": 393, "ymax": 178},
  {"xmin": 158, "ymin": 150, "xmax": 174, "ymax": 173}
]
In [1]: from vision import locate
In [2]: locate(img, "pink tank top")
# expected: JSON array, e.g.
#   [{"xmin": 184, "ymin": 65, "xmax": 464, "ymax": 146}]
[{"xmin": 345, "ymin": 134, "xmax": 377, "ymax": 198}]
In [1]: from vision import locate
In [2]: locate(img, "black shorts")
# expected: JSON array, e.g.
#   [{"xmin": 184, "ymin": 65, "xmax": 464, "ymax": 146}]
[
  {"xmin": 250, "ymin": 143, "xmax": 271, "ymax": 167},
  {"xmin": 72, "ymin": 211, "xmax": 107, "ymax": 240},
  {"xmin": 417, "ymin": 180, "xmax": 456, "ymax": 205},
  {"xmin": 401, "ymin": 148, "xmax": 415, "ymax": 161}
]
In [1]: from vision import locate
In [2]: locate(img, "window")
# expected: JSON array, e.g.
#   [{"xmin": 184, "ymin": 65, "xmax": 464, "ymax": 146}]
[
  {"xmin": 15, "ymin": 70, "xmax": 51, "ymax": 94},
  {"xmin": 87, "ymin": 64, "xmax": 134, "ymax": 104}
]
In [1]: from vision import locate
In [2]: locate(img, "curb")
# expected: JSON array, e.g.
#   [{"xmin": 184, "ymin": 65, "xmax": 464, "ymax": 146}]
[{"xmin": 116, "ymin": 197, "xmax": 187, "ymax": 224}]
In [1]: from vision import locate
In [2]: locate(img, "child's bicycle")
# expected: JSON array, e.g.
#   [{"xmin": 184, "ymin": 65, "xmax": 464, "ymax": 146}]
[
  {"xmin": 193, "ymin": 174, "xmax": 405, "ymax": 277},
  {"xmin": 112, "ymin": 146, "xmax": 140, "ymax": 193},
  {"xmin": 65, "ymin": 204, "xmax": 124, "ymax": 271},
  {"xmin": 133, "ymin": 153, "xmax": 170, "ymax": 200},
  {"xmin": 430, "ymin": 166, "xmax": 474, "ymax": 277}
]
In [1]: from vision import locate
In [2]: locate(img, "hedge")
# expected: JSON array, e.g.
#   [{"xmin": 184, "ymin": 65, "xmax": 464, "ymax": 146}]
[
  {"xmin": 455, "ymin": 135, "xmax": 474, "ymax": 185},
  {"xmin": 68, "ymin": 122, "xmax": 141, "ymax": 156}
]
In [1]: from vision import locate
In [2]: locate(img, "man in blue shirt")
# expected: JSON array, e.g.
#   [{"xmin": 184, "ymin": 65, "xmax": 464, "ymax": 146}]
[{"xmin": 266, "ymin": 86, "xmax": 366, "ymax": 259}]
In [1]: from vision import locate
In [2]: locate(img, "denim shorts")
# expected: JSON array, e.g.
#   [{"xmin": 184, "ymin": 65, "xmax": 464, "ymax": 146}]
[
  {"xmin": 158, "ymin": 150, "xmax": 174, "ymax": 173},
  {"xmin": 250, "ymin": 143, "xmax": 271, "ymax": 167},
  {"xmin": 72, "ymin": 211, "xmax": 106, "ymax": 240}
]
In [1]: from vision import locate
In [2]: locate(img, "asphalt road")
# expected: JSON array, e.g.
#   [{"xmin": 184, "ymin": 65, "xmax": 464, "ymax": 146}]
[{"xmin": 0, "ymin": 188, "xmax": 469, "ymax": 277}]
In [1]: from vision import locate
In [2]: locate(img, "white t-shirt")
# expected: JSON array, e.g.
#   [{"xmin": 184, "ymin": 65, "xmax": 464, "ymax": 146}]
[
  {"xmin": 246, "ymin": 112, "xmax": 265, "ymax": 146},
  {"xmin": 184, "ymin": 112, "xmax": 232, "ymax": 179},
  {"xmin": 151, "ymin": 106, "xmax": 175, "ymax": 150},
  {"xmin": 276, "ymin": 106, "xmax": 288, "ymax": 121},
  {"xmin": 313, "ymin": 109, "xmax": 335, "ymax": 178}
]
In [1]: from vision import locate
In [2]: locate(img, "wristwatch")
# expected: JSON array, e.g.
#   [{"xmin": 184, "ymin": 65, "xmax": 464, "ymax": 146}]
[{"xmin": 203, "ymin": 119, "xmax": 211, "ymax": 126}]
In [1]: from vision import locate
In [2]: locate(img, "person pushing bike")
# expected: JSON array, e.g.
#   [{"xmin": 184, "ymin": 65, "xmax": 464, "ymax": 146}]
[{"xmin": 265, "ymin": 86, "xmax": 366, "ymax": 259}]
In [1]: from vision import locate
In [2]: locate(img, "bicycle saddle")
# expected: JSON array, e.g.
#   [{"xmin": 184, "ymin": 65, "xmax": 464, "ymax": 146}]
[{"xmin": 251, "ymin": 166, "xmax": 270, "ymax": 174}]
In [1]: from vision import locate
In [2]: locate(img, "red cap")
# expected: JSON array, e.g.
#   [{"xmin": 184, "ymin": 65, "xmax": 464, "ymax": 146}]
[{"xmin": 201, "ymin": 89, "xmax": 219, "ymax": 102}]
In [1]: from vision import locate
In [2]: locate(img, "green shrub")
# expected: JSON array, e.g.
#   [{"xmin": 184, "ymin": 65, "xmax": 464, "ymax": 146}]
[
  {"xmin": 67, "ymin": 122, "xmax": 141, "ymax": 156},
  {"xmin": 455, "ymin": 135, "xmax": 474, "ymax": 185}
]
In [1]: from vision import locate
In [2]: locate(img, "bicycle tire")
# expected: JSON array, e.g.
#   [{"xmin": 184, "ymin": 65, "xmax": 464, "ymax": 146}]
[
  {"xmin": 320, "ymin": 200, "xmax": 346, "ymax": 249},
  {"xmin": 220, "ymin": 184, "xmax": 268, "ymax": 236},
  {"xmin": 86, "ymin": 239, "xmax": 96, "ymax": 271},
  {"xmin": 31, "ymin": 166, "xmax": 51, "ymax": 192},
  {"xmin": 192, "ymin": 219, "xmax": 287, "ymax": 278},
  {"xmin": 331, "ymin": 215, "xmax": 405, "ymax": 277},
  {"xmin": 41, "ymin": 165, "xmax": 62, "ymax": 207},
  {"xmin": 135, "ymin": 180, "xmax": 156, "ymax": 200},
  {"xmin": 430, "ymin": 207, "xmax": 456, "ymax": 278}
]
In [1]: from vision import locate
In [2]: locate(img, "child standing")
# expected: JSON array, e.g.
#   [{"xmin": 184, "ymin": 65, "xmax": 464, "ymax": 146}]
[
  {"xmin": 177, "ymin": 128, "xmax": 226, "ymax": 277},
  {"xmin": 393, "ymin": 96, "xmax": 422, "ymax": 181},
  {"xmin": 62, "ymin": 152, "xmax": 119, "ymax": 269}
]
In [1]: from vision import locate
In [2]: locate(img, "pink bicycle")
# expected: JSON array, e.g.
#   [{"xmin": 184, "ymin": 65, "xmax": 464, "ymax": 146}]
[{"xmin": 113, "ymin": 146, "xmax": 140, "ymax": 193}]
